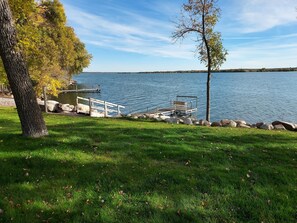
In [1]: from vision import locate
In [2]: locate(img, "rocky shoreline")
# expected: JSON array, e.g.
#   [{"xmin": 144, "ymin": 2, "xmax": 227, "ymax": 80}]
[
  {"xmin": 1, "ymin": 97, "xmax": 297, "ymax": 132},
  {"xmin": 127, "ymin": 113, "xmax": 297, "ymax": 132}
]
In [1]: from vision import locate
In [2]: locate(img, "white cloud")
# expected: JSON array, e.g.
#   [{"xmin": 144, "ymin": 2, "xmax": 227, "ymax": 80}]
[
  {"xmin": 66, "ymin": 5, "xmax": 169, "ymax": 42},
  {"xmin": 224, "ymin": 36, "xmax": 297, "ymax": 68},
  {"xmin": 236, "ymin": 0, "xmax": 297, "ymax": 33},
  {"xmin": 63, "ymin": 4, "xmax": 194, "ymax": 59}
]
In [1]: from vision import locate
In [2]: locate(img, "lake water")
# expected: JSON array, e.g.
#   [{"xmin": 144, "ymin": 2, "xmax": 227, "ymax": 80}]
[{"xmin": 54, "ymin": 72, "xmax": 297, "ymax": 123}]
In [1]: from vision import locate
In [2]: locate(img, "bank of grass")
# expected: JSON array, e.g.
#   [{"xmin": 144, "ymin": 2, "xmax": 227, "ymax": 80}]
[{"xmin": 0, "ymin": 107, "xmax": 296, "ymax": 223}]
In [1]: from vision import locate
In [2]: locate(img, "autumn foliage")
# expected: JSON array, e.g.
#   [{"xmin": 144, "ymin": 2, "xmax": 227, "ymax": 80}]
[{"xmin": 0, "ymin": 0, "xmax": 91, "ymax": 96}]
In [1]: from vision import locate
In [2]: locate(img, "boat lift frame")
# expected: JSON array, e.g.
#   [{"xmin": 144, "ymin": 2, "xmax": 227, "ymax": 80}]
[
  {"xmin": 141, "ymin": 95, "xmax": 198, "ymax": 117},
  {"xmin": 172, "ymin": 95, "xmax": 198, "ymax": 116}
]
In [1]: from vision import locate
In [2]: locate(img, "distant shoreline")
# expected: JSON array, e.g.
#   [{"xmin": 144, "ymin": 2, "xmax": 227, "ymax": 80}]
[{"xmin": 84, "ymin": 67, "xmax": 297, "ymax": 74}]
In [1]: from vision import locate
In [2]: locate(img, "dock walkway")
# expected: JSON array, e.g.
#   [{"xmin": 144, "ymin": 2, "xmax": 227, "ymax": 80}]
[
  {"xmin": 60, "ymin": 86, "xmax": 100, "ymax": 93},
  {"xmin": 134, "ymin": 96, "xmax": 198, "ymax": 117}
]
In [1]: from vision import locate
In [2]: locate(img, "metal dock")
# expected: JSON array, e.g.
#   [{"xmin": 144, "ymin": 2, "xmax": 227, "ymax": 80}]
[
  {"xmin": 60, "ymin": 85, "xmax": 101, "ymax": 93},
  {"xmin": 137, "ymin": 95, "xmax": 198, "ymax": 117}
]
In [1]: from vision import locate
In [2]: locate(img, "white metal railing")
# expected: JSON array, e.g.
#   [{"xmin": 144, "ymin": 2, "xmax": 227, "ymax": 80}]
[{"xmin": 76, "ymin": 96, "xmax": 125, "ymax": 117}]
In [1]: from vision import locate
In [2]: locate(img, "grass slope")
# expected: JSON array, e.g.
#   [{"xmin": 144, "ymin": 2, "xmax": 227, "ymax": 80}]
[{"xmin": 0, "ymin": 107, "xmax": 296, "ymax": 223}]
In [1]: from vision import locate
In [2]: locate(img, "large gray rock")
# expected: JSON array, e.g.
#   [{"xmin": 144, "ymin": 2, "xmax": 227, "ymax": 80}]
[
  {"xmin": 154, "ymin": 117, "xmax": 162, "ymax": 122},
  {"xmin": 272, "ymin": 121, "xmax": 296, "ymax": 131},
  {"xmin": 60, "ymin": 104, "xmax": 75, "ymax": 112},
  {"xmin": 273, "ymin": 124, "xmax": 286, "ymax": 130},
  {"xmin": 199, "ymin": 120, "xmax": 211, "ymax": 126},
  {"xmin": 193, "ymin": 120, "xmax": 200, "ymax": 125},
  {"xmin": 77, "ymin": 103, "xmax": 90, "ymax": 114},
  {"xmin": 211, "ymin": 121, "xmax": 222, "ymax": 127},
  {"xmin": 159, "ymin": 115, "xmax": 171, "ymax": 121},
  {"xmin": 183, "ymin": 117, "xmax": 193, "ymax": 125},
  {"xmin": 260, "ymin": 123, "xmax": 274, "ymax": 130},
  {"xmin": 37, "ymin": 100, "xmax": 45, "ymax": 111},
  {"xmin": 153, "ymin": 114, "xmax": 160, "ymax": 119},
  {"xmin": 221, "ymin": 119, "xmax": 237, "ymax": 128},
  {"xmin": 237, "ymin": 123, "xmax": 251, "ymax": 128},
  {"xmin": 90, "ymin": 111, "xmax": 105, "ymax": 118},
  {"xmin": 37, "ymin": 98, "xmax": 43, "ymax": 105},
  {"xmin": 220, "ymin": 119, "xmax": 229, "ymax": 126},
  {"xmin": 146, "ymin": 114, "xmax": 158, "ymax": 119},
  {"xmin": 165, "ymin": 117, "xmax": 179, "ymax": 124},
  {"xmin": 255, "ymin": 122, "xmax": 264, "ymax": 128},
  {"xmin": 235, "ymin": 120, "xmax": 247, "ymax": 125},
  {"xmin": 228, "ymin": 120, "xmax": 237, "ymax": 128},
  {"xmin": 46, "ymin": 100, "xmax": 60, "ymax": 112}
]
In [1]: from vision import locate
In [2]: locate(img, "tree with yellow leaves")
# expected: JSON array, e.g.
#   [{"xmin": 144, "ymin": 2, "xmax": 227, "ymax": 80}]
[
  {"xmin": 1, "ymin": 0, "xmax": 92, "ymax": 96},
  {"xmin": 173, "ymin": 0, "xmax": 227, "ymax": 122}
]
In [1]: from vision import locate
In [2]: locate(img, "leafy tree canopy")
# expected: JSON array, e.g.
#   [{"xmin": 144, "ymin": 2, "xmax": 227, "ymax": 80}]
[
  {"xmin": 0, "ymin": 0, "xmax": 92, "ymax": 96},
  {"xmin": 173, "ymin": 0, "xmax": 227, "ymax": 122},
  {"xmin": 173, "ymin": 0, "xmax": 227, "ymax": 71}
]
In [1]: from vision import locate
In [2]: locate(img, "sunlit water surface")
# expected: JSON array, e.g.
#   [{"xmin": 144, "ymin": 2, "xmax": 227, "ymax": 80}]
[{"xmin": 53, "ymin": 72, "xmax": 297, "ymax": 123}]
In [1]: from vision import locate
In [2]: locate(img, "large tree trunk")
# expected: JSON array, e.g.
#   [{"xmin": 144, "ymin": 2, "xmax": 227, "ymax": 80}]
[{"xmin": 0, "ymin": 0, "xmax": 48, "ymax": 137}]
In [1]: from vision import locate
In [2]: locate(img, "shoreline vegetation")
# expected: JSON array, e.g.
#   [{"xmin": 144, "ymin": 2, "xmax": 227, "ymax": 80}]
[{"xmin": 84, "ymin": 67, "xmax": 297, "ymax": 74}]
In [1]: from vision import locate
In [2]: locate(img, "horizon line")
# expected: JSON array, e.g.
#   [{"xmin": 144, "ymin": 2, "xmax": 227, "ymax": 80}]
[{"xmin": 82, "ymin": 66, "xmax": 297, "ymax": 74}]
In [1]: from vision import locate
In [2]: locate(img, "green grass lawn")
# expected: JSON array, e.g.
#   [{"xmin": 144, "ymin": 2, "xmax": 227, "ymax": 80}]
[{"xmin": 0, "ymin": 107, "xmax": 296, "ymax": 223}]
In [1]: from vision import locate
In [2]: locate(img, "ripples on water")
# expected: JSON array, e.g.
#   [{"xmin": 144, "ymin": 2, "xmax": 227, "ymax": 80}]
[{"xmin": 55, "ymin": 72, "xmax": 297, "ymax": 123}]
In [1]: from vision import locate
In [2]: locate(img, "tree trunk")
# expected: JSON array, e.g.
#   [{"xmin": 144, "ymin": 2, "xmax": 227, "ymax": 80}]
[
  {"xmin": 206, "ymin": 65, "xmax": 211, "ymax": 122},
  {"xmin": 0, "ymin": 0, "xmax": 48, "ymax": 137},
  {"xmin": 202, "ymin": 10, "xmax": 211, "ymax": 122},
  {"xmin": 205, "ymin": 36, "xmax": 211, "ymax": 122}
]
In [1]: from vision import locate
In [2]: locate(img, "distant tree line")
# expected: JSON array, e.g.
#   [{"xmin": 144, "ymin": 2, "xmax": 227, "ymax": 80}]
[
  {"xmin": 218, "ymin": 67, "xmax": 297, "ymax": 73},
  {"xmin": 0, "ymin": 0, "xmax": 92, "ymax": 96},
  {"xmin": 129, "ymin": 67, "xmax": 297, "ymax": 74}
]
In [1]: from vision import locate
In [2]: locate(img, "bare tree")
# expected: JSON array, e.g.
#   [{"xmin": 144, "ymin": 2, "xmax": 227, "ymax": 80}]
[
  {"xmin": 173, "ymin": 0, "xmax": 227, "ymax": 122},
  {"xmin": 0, "ymin": 0, "xmax": 48, "ymax": 137}
]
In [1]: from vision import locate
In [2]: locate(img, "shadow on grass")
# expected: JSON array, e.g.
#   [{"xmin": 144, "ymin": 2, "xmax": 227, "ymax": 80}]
[{"xmin": 0, "ymin": 114, "xmax": 296, "ymax": 222}]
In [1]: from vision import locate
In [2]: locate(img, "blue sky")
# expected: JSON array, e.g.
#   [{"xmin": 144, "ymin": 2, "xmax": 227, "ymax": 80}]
[{"xmin": 60, "ymin": 0, "xmax": 297, "ymax": 72}]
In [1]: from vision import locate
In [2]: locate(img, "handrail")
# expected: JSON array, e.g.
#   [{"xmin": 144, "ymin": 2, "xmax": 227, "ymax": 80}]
[
  {"xmin": 76, "ymin": 96, "xmax": 125, "ymax": 117},
  {"xmin": 90, "ymin": 97, "xmax": 125, "ymax": 108},
  {"xmin": 77, "ymin": 96, "xmax": 125, "ymax": 108},
  {"xmin": 77, "ymin": 96, "xmax": 89, "ymax": 102}
]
